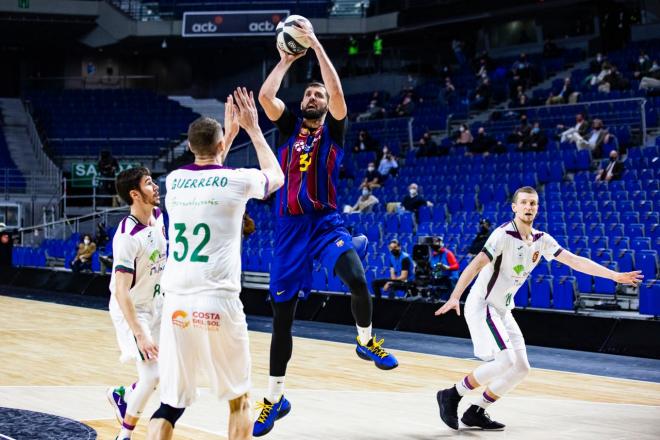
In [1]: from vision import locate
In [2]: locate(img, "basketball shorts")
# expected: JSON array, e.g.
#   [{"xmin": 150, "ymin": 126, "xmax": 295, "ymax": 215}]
[
  {"xmin": 109, "ymin": 295, "xmax": 163, "ymax": 363},
  {"xmin": 270, "ymin": 211, "xmax": 354, "ymax": 303},
  {"xmin": 158, "ymin": 292, "xmax": 251, "ymax": 408},
  {"xmin": 464, "ymin": 290, "xmax": 526, "ymax": 361}
]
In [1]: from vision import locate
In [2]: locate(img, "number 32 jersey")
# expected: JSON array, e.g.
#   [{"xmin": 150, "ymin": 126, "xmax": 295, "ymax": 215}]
[
  {"xmin": 472, "ymin": 221, "xmax": 563, "ymax": 311},
  {"xmin": 161, "ymin": 163, "xmax": 268, "ymax": 298}
]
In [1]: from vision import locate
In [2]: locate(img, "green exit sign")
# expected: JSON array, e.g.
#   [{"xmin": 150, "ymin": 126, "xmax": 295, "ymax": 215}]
[{"xmin": 18, "ymin": 0, "xmax": 29, "ymax": 8}]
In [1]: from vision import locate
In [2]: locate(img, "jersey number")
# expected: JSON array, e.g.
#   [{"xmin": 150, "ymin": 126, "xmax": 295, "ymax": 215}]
[
  {"xmin": 505, "ymin": 293, "xmax": 512, "ymax": 307},
  {"xmin": 153, "ymin": 283, "xmax": 161, "ymax": 298},
  {"xmin": 172, "ymin": 223, "xmax": 210, "ymax": 263},
  {"xmin": 299, "ymin": 153, "xmax": 312, "ymax": 172}
]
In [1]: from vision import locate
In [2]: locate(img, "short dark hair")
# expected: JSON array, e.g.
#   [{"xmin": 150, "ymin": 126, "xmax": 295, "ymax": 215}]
[
  {"xmin": 116, "ymin": 167, "xmax": 151, "ymax": 206},
  {"xmin": 389, "ymin": 239, "xmax": 400, "ymax": 246},
  {"xmin": 188, "ymin": 116, "xmax": 222, "ymax": 156},
  {"xmin": 304, "ymin": 81, "xmax": 329, "ymax": 100},
  {"xmin": 512, "ymin": 186, "xmax": 538, "ymax": 203}
]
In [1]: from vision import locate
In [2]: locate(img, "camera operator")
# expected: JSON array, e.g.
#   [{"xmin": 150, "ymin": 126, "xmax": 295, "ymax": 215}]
[
  {"xmin": 429, "ymin": 236, "xmax": 459, "ymax": 297},
  {"xmin": 467, "ymin": 218, "xmax": 492, "ymax": 256},
  {"xmin": 371, "ymin": 239, "xmax": 415, "ymax": 299}
]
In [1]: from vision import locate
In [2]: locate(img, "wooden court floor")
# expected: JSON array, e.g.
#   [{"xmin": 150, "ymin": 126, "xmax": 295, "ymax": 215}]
[{"xmin": 1, "ymin": 295, "xmax": 659, "ymax": 439}]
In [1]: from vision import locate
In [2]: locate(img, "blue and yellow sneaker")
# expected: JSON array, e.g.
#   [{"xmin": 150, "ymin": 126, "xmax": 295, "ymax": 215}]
[
  {"xmin": 106, "ymin": 386, "xmax": 128, "ymax": 424},
  {"xmin": 355, "ymin": 336, "xmax": 399, "ymax": 370},
  {"xmin": 253, "ymin": 395, "xmax": 291, "ymax": 437}
]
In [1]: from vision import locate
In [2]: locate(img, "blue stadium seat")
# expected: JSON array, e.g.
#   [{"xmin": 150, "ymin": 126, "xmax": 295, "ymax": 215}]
[
  {"xmin": 611, "ymin": 236, "xmax": 630, "ymax": 254},
  {"xmin": 637, "ymin": 250, "xmax": 658, "ymax": 280},
  {"xmin": 515, "ymin": 280, "xmax": 530, "ymax": 308},
  {"xmin": 553, "ymin": 276, "xmax": 576, "ymax": 310},
  {"xmin": 639, "ymin": 280, "xmax": 660, "ymax": 316},
  {"xmin": 531, "ymin": 275, "xmax": 552, "ymax": 309},
  {"xmin": 594, "ymin": 262, "xmax": 618, "ymax": 294},
  {"xmin": 617, "ymin": 249, "xmax": 635, "ymax": 273},
  {"xmin": 627, "ymin": 223, "xmax": 645, "ymax": 238},
  {"xmin": 632, "ymin": 237, "xmax": 651, "ymax": 252},
  {"xmin": 399, "ymin": 212, "xmax": 414, "ymax": 234}
]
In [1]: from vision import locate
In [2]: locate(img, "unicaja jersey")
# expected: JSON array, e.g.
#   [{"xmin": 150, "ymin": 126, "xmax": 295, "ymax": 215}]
[
  {"xmin": 160, "ymin": 163, "xmax": 268, "ymax": 297},
  {"xmin": 274, "ymin": 107, "xmax": 346, "ymax": 217},
  {"xmin": 472, "ymin": 221, "xmax": 563, "ymax": 311},
  {"xmin": 109, "ymin": 208, "xmax": 167, "ymax": 308}
]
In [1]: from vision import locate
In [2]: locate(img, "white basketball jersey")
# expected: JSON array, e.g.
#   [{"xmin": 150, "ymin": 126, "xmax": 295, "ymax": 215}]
[
  {"xmin": 109, "ymin": 208, "xmax": 167, "ymax": 308},
  {"xmin": 160, "ymin": 163, "xmax": 268, "ymax": 297},
  {"xmin": 471, "ymin": 220, "xmax": 562, "ymax": 311}
]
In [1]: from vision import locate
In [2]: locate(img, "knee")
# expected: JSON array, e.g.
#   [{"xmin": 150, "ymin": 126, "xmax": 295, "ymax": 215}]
[
  {"xmin": 229, "ymin": 393, "xmax": 250, "ymax": 414},
  {"xmin": 499, "ymin": 350, "xmax": 516, "ymax": 370},
  {"xmin": 151, "ymin": 403, "xmax": 185, "ymax": 427}
]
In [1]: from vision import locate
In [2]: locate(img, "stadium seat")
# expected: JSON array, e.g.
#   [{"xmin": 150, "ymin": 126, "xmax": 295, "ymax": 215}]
[
  {"xmin": 553, "ymin": 276, "xmax": 576, "ymax": 310},
  {"xmin": 531, "ymin": 275, "xmax": 552, "ymax": 309},
  {"xmin": 637, "ymin": 250, "xmax": 658, "ymax": 280},
  {"xmin": 632, "ymin": 237, "xmax": 652, "ymax": 252},
  {"xmin": 515, "ymin": 280, "xmax": 530, "ymax": 307},
  {"xmin": 594, "ymin": 262, "xmax": 618, "ymax": 294},
  {"xmin": 639, "ymin": 280, "xmax": 660, "ymax": 316}
]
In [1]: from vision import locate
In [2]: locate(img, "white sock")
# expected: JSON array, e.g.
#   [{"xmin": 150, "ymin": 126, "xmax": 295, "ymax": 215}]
[
  {"xmin": 267, "ymin": 376, "xmax": 285, "ymax": 403},
  {"xmin": 118, "ymin": 423, "xmax": 134, "ymax": 439},
  {"xmin": 455, "ymin": 376, "xmax": 475, "ymax": 396},
  {"xmin": 357, "ymin": 324, "xmax": 372, "ymax": 345},
  {"xmin": 476, "ymin": 390, "xmax": 496, "ymax": 409}
]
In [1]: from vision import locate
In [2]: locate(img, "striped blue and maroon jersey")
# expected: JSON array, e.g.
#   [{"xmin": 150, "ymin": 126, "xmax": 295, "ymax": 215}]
[{"xmin": 273, "ymin": 107, "xmax": 346, "ymax": 217}]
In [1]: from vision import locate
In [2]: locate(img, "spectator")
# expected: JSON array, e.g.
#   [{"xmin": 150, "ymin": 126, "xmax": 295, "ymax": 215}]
[
  {"xmin": 452, "ymin": 39, "xmax": 466, "ymax": 66},
  {"xmin": 371, "ymin": 239, "xmax": 415, "ymax": 299},
  {"xmin": 98, "ymin": 150, "xmax": 118, "ymax": 206},
  {"xmin": 511, "ymin": 52, "xmax": 532, "ymax": 86},
  {"xmin": 356, "ymin": 100, "xmax": 386, "ymax": 122},
  {"xmin": 360, "ymin": 162, "xmax": 382, "ymax": 190},
  {"xmin": 352, "ymin": 130, "xmax": 378, "ymax": 153},
  {"xmin": 472, "ymin": 77, "xmax": 491, "ymax": 110},
  {"xmin": 467, "ymin": 218, "xmax": 492, "ymax": 256},
  {"xmin": 402, "ymin": 183, "xmax": 433, "ymax": 220},
  {"xmin": 455, "ymin": 124, "xmax": 473, "ymax": 147},
  {"xmin": 507, "ymin": 114, "xmax": 531, "ymax": 144},
  {"xmin": 242, "ymin": 212, "xmax": 256, "ymax": 238},
  {"xmin": 558, "ymin": 113, "xmax": 589, "ymax": 143},
  {"xmin": 595, "ymin": 150, "xmax": 624, "ymax": 182},
  {"xmin": 602, "ymin": 64, "xmax": 628, "ymax": 92},
  {"xmin": 348, "ymin": 187, "xmax": 380, "ymax": 213},
  {"xmin": 509, "ymin": 75, "xmax": 525, "ymax": 101},
  {"xmin": 510, "ymin": 88, "xmax": 529, "ymax": 108},
  {"xmin": 96, "ymin": 222, "xmax": 112, "ymax": 275},
  {"xmin": 589, "ymin": 53, "xmax": 606, "ymax": 74},
  {"xmin": 475, "ymin": 58, "xmax": 488, "ymax": 80},
  {"xmin": 71, "ymin": 234, "xmax": 96, "ymax": 273},
  {"xmin": 570, "ymin": 118, "xmax": 608, "ymax": 154},
  {"xmin": 547, "ymin": 77, "xmax": 575, "ymax": 105},
  {"xmin": 633, "ymin": 50, "xmax": 652, "ymax": 79},
  {"xmin": 519, "ymin": 122, "xmax": 547, "ymax": 151},
  {"xmin": 372, "ymin": 33, "xmax": 383, "ymax": 73},
  {"xmin": 639, "ymin": 60, "xmax": 660, "ymax": 91},
  {"xmin": 395, "ymin": 92, "xmax": 415, "ymax": 117},
  {"xmin": 429, "ymin": 236, "xmax": 459, "ymax": 297},
  {"xmin": 378, "ymin": 149, "xmax": 399, "ymax": 179},
  {"xmin": 468, "ymin": 127, "xmax": 496, "ymax": 156},
  {"xmin": 441, "ymin": 77, "xmax": 457, "ymax": 106},
  {"xmin": 417, "ymin": 131, "xmax": 440, "ymax": 157}
]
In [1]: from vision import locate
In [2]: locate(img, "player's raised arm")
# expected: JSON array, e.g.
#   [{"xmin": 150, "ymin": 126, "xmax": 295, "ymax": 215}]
[
  {"xmin": 218, "ymin": 94, "xmax": 240, "ymax": 164},
  {"xmin": 258, "ymin": 48, "xmax": 307, "ymax": 121},
  {"xmin": 234, "ymin": 87, "xmax": 284, "ymax": 194},
  {"xmin": 554, "ymin": 249, "xmax": 643, "ymax": 286},
  {"xmin": 296, "ymin": 23, "xmax": 347, "ymax": 120},
  {"xmin": 435, "ymin": 251, "xmax": 490, "ymax": 316}
]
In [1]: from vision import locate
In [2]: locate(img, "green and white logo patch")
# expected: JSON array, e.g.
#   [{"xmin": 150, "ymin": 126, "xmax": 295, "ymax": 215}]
[{"xmin": 513, "ymin": 264, "xmax": 525, "ymax": 275}]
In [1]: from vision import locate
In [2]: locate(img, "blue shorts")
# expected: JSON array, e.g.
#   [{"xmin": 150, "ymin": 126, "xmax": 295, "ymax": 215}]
[{"xmin": 270, "ymin": 211, "xmax": 354, "ymax": 303}]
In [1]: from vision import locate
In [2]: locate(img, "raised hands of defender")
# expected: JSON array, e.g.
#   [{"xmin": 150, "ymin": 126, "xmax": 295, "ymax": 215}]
[
  {"xmin": 293, "ymin": 19, "xmax": 319, "ymax": 50},
  {"xmin": 434, "ymin": 297, "xmax": 461, "ymax": 317},
  {"xmin": 223, "ymin": 94, "xmax": 240, "ymax": 142},
  {"xmin": 613, "ymin": 270, "xmax": 643, "ymax": 287},
  {"xmin": 232, "ymin": 87, "xmax": 259, "ymax": 132}
]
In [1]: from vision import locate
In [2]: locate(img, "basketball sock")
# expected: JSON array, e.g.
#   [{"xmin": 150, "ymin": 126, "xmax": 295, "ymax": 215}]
[
  {"xmin": 356, "ymin": 324, "xmax": 372, "ymax": 346},
  {"xmin": 455, "ymin": 376, "xmax": 475, "ymax": 396},
  {"xmin": 267, "ymin": 376, "xmax": 285, "ymax": 403},
  {"xmin": 476, "ymin": 390, "xmax": 498, "ymax": 409},
  {"xmin": 118, "ymin": 421, "xmax": 135, "ymax": 439}
]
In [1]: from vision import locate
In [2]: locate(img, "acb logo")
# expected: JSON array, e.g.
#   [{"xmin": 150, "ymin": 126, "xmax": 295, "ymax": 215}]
[{"xmin": 192, "ymin": 22, "xmax": 218, "ymax": 33}]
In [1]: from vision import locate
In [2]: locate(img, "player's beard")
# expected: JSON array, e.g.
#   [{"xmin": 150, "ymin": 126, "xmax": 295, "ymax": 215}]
[
  {"xmin": 302, "ymin": 105, "xmax": 327, "ymax": 120},
  {"xmin": 520, "ymin": 213, "xmax": 535, "ymax": 225}
]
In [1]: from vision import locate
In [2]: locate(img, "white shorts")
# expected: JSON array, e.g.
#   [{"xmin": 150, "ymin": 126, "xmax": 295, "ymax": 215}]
[
  {"xmin": 464, "ymin": 290, "xmax": 525, "ymax": 361},
  {"xmin": 109, "ymin": 295, "xmax": 163, "ymax": 363},
  {"xmin": 158, "ymin": 293, "xmax": 251, "ymax": 408}
]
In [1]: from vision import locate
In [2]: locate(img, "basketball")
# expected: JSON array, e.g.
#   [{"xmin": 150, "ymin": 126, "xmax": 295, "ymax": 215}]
[{"xmin": 276, "ymin": 15, "xmax": 313, "ymax": 55}]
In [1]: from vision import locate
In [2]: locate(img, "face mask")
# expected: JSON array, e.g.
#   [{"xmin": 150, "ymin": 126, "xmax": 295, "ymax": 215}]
[
  {"xmin": 409, "ymin": 189, "xmax": 417, "ymax": 197},
  {"xmin": 84, "ymin": 239, "xmax": 90, "ymax": 245},
  {"xmin": 639, "ymin": 57, "xmax": 645, "ymax": 64},
  {"xmin": 596, "ymin": 56, "xmax": 602, "ymax": 62},
  {"xmin": 367, "ymin": 167, "xmax": 375, "ymax": 172},
  {"xmin": 531, "ymin": 127, "xmax": 540, "ymax": 134},
  {"xmin": 459, "ymin": 127, "xmax": 465, "ymax": 132},
  {"xmin": 362, "ymin": 189, "xmax": 370, "ymax": 196},
  {"xmin": 391, "ymin": 249, "xmax": 400, "ymax": 257}
]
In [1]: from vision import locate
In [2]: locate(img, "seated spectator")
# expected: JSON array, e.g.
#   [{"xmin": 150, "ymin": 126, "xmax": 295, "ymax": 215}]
[
  {"xmin": 348, "ymin": 188, "xmax": 380, "ymax": 213},
  {"xmin": 507, "ymin": 114, "xmax": 531, "ymax": 144},
  {"xmin": 416, "ymin": 131, "xmax": 440, "ymax": 157},
  {"xmin": 467, "ymin": 218, "xmax": 492, "ymax": 256},
  {"xmin": 546, "ymin": 77, "xmax": 575, "ymax": 105},
  {"xmin": 558, "ymin": 113, "xmax": 589, "ymax": 143},
  {"xmin": 352, "ymin": 130, "xmax": 378, "ymax": 153},
  {"xmin": 402, "ymin": 183, "xmax": 433, "ymax": 220},
  {"xmin": 602, "ymin": 64, "xmax": 628, "ymax": 92},
  {"xmin": 519, "ymin": 122, "xmax": 547, "ymax": 151},
  {"xmin": 360, "ymin": 162, "xmax": 382, "ymax": 190},
  {"xmin": 633, "ymin": 50, "xmax": 652, "ymax": 79},
  {"xmin": 371, "ymin": 239, "xmax": 416, "ymax": 299},
  {"xmin": 639, "ymin": 60, "xmax": 660, "ymax": 91},
  {"xmin": 429, "ymin": 236, "xmax": 459, "ymax": 298},
  {"xmin": 595, "ymin": 150, "xmax": 624, "ymax": 182},
  {"xmin": 471, "ymin": 77, "xmax": 491, "ymax": 110},
  {"xmin": 455, "ymin": 124, "xmax": 473, "ymax": 147},
  {"xmin": 356, "ymin": 99, "xmax": 386, "ymax": 122},
  {"xmin": 71, "ymin": 234, "xmax": 96, "ymax": 273},
  {"xmin": 468, "ymin": 127, "xmax": 495, "ymax": 156},
  {"xmin": 509, "ymin": 74, "xmax": 525, "ymax": 101},
  {"xmin": 378, "ymin": 149, "xmax": 399, "ymax": 179},
  {"xmin": 395, "ymin": 92, "xmax": 415, "ymax": 116},
  {"xmin": 589, "ymin": 53, "xmax": 606, "ymax": 74},
  {"xmin": 510, "ymin": 88, "xmax": 529, "ymax": 108},
  {"xmin": 567, "ymin": 118, "xmax": 608, "ymax": 154}
]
